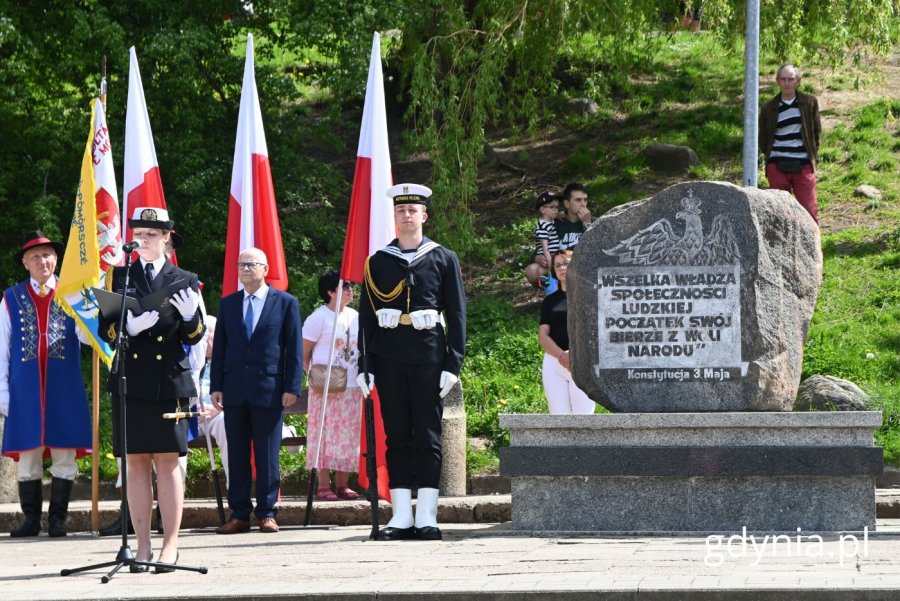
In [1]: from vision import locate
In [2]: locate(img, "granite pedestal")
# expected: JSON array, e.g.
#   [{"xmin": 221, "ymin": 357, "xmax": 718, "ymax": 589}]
[{"xmin": 500, "ymin": 412, "xmax": 883, "ymax": 533}]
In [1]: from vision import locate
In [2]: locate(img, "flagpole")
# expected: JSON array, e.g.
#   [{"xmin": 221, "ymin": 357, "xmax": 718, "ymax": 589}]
[
  {"xmin": 304, "ymin": 281, "xmax": 346, "ymax": 526},
  {"xmin": 91, "ymin": 351, "xmax": 100, "ymax": 533},
  {"xmin": 92, "ymin": 57, "xmax": 107, "ymax": 534}
]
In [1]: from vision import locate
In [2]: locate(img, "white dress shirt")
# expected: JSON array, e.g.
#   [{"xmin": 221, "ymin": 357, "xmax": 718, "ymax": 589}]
[{"xmin": 139, "ymin": 256, "xmax": 166, "ymax": 283}]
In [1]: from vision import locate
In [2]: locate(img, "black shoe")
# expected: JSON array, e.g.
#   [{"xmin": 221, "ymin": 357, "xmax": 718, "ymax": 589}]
[
  {"xmin": 378, "ymin": 526, "xmax": 417, "ymax": 541},
  {"xmin": 129, "ymin": 553, "xmax": 153, "ymax": 573},
  {"xmin": 10, "ymin": 480, "xmax": 42, "ymax": 538},
  {"xmin": 416, "ymin": 526, "xmax": 443, "ymax": 541},
  {"xmin": 153, "ymin": 552, "xmax": 178, "ymax": 574}
]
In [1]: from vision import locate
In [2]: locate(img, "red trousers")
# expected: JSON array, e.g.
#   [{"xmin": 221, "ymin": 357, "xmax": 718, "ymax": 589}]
[{"xmin": 765, "ymin": 162, "xmax": 818, "ymax": 223}]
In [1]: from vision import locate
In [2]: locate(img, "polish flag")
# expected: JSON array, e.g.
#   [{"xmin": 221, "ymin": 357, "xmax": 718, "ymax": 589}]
[
  {"xmin": 343, "ymin": 32, "xmax": 394, "ymax": 502},
  {"xmin": 223, "ymin": 34, "xmax": 288, "ymax": 295},
  {"xmin": 340, "ymin": 31, "xmax": 395, "ymax": 282},
  {"xmin": 123, "ymin": 47, "xmax": 174, "ymax": 262},
  {"xmin": 92, "ymin": 100, "xmax": 123, "ymax": 271}
]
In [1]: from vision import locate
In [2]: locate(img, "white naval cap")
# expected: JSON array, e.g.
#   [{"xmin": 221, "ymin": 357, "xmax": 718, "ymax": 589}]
[
  {"xmin": 128, "ymin": 206, "xmax": 175, "ymax": 230},
  {"xmin": 387, "ymin": 183, "xmax": 432, "ymax": 206}
]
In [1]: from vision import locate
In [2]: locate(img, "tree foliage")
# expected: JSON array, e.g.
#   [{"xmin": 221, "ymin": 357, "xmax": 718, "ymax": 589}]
[
  {"xmin": 0, "ymin": 0, "xmax": 894, "ymax": 283},
  {"xmin": 268, "ymin": 0, "xmax": 897, "ymax": 253},
  {"xmin": 0, "ymin": 0, "xmax": 345, "ymax": 308}
]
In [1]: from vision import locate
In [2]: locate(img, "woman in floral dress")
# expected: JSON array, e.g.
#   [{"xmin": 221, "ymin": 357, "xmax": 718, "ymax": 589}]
[{"xmin": 302, "ymin": 270, "xmax": 363, "ymax": 500}]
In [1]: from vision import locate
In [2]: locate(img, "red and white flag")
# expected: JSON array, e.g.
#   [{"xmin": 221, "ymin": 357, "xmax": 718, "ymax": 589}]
[
  {"xmin": 124, "ymin": 47, "xmax": 173, "ymax": 261},
  {"xmin": 93, "ymin": 100, "xmax": 123, "ymax": 271},
  {"xmin": 223, "ymin": 34, "xmax": 288, "ymax": 295},
  {"xmin": 343, "ymin": 32, "xmax": 395, "ymax": 502},
  {"xmin": 340, "ymin": 32, "xmax": 395, "ymax": 282}
]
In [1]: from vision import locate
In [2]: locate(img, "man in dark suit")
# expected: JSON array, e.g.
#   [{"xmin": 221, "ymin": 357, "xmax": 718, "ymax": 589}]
[{"xmin": 210, "ymin": 247, "xmax": 302, "ymax": 534}]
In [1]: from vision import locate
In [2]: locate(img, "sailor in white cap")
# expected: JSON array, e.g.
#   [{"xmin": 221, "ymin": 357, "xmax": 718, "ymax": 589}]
[{"xmin": 357, "ymin": 183, "xmax": 467, "ymax": 541}]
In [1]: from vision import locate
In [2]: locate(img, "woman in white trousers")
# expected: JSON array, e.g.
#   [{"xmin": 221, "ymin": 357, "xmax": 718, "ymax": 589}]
[{"xmin": 538, "ymin": 250, "xmax": 595, "ymax": 414}]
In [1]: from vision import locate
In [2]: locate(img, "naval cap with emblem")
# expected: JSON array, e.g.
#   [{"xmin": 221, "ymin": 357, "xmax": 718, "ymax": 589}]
[
  {"xmin": 387, "ymin": 183, "xmax": 432, "ymax": 206},
  {"xmin": 128, "ymin": 206, "xmax": 175, "ymax": 231},
  {"xmin": 15, "ymin": 231, "xmax": 65, "ymax": 264}
]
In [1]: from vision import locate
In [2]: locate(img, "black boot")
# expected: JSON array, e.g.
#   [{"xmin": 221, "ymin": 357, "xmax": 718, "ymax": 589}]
[
  {"xmin": 48, "ymin": 477, "xmax": 74, "ymax": 537},
  {"xmin": 98, "ymin": 498, "xmax": 134, "ymax": 537},
  {"xmin": 10, "ymin": 479, "xmax": 42, "ymax": 537}
]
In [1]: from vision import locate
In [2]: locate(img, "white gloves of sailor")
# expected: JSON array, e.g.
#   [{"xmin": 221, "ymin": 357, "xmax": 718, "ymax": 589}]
[
  {"xmin": 409, "ymin": 309, "xmax": 439, "ymax": 330},
  {"xmin": 375, "ymin": 308, "xmax": 401, "ymax": 329},
  {"xmin": 126, "ymin": 310, "xmax": 160, "ymax": 336},
  {"xmin": 439, "ymin": 371, "xmax": 458, "ymax": 398},
  {"xmin": 0, "ymin": 393, "xmax": 9, "ymax": 417},
  {"xmin": 357, "ymin": 371, "xmax": 456, "ymax": 398},
  {"xmin": 170, "ymin": 288, "xmax": 199, "ymax": 322},
  {"xmin": 356, "ymin": 373, "xmax": 376, "ymax": 397}
]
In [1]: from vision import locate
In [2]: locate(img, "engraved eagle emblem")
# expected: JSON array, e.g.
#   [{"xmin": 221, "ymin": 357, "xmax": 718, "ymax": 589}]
[{"xmin": 602, "ymin": 190, "xmax": 740, "ymax": 266}]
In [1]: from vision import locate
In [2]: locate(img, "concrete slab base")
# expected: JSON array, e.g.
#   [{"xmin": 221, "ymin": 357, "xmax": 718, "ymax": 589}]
[{"xmin": 501, "ymin": 412, "xmax": 884, "ymax": 533}]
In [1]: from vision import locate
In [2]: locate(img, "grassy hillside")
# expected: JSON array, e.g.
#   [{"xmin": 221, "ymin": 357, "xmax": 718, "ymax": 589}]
[{"xmin": 457, "ymin": 35, "xmax": 900, "ymax": 471}]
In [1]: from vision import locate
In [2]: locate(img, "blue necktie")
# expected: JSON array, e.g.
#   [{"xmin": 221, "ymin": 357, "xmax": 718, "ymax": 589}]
[{"xmin": 244, "ymin": 295, "xmax": 255, "ymax": 339}]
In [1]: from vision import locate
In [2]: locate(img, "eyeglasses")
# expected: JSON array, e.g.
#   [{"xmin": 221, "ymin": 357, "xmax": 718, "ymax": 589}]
[
  {"xmin": 555, "ymin": 261, "xmax": 571, "ymax": 269},
  {"xmin": 342, "ymin": 282, "xmax": 353, "ymax": 290},
  {"xmin": 238, "ymin": 262, "xmax": 266, "ymax": 271}
]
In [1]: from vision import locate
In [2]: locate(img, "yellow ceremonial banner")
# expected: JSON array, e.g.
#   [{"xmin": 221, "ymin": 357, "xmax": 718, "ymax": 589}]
[{"xmin": 57, "ymin": 99, "xmax": 114, "ymax": 366}]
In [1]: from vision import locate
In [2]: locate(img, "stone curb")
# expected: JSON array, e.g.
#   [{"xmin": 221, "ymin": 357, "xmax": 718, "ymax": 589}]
[{"xmin": 2, "ymin": 491, "xmax": 899, "ymax": 533}]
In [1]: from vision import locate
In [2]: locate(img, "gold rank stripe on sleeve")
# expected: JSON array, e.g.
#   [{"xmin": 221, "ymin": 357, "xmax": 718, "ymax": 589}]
[{"xmin": 186, "ymin": 319, "xmax": 204, "ymax": 340}]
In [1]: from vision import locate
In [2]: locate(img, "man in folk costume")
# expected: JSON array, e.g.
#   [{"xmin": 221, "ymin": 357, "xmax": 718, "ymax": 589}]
[
  {"xmin": 357, "ymin": 183, "xmax": 466, "ymax": 541},
  {"xmin": 1, "ymin": 232, "xmax": 92, "ymax": 537}
]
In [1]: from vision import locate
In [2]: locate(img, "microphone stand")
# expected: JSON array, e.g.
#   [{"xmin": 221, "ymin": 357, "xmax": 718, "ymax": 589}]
[{"xmin": 61, "ymin": 248, "xmax": 208, "ymax": 582}]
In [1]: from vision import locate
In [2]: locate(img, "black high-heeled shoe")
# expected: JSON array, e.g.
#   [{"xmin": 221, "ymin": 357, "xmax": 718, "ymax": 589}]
[
  {"xmin": 153, "ymin": 552, "xmax": 179, "ymax": 574},
  {"xmin": 129, "ymin": 552, "xmax": 153, "ymax": 573}
]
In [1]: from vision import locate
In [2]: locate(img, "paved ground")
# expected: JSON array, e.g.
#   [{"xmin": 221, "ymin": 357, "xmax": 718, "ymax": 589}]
[{"xmin": 2, "ymin": 499, "xmax": 900, "ymax": 600}]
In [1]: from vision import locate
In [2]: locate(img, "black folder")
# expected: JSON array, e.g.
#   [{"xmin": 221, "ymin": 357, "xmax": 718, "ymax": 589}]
[{"xmin": 91, "ymin": 279, "xmax": 190, "ymax": 329}]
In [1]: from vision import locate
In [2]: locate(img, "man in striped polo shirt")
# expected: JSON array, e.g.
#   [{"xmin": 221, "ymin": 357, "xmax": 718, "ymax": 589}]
[{"xmin": 759, "ymin": 63, "xmax": 822, "ymax": 223}]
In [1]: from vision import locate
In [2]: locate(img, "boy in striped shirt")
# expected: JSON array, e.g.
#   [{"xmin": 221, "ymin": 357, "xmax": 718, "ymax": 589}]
[{"xmin": 525, "ymin": 192, "xmax": 561, "ymax": 288}]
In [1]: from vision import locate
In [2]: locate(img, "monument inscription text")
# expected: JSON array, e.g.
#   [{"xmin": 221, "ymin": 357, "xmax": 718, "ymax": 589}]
[{"xmin": 596, "ymin": 264, "xmax": 742, "ymax": 382}]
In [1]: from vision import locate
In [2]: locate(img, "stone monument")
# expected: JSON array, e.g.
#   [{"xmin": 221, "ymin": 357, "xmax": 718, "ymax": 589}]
[
  {"xmin": 570, "ymin": 181, "xmax": 820, "ymax": 412},
  {"xmin": 501, "ymin": 182, "xmax": 883, "ymax": 532}
]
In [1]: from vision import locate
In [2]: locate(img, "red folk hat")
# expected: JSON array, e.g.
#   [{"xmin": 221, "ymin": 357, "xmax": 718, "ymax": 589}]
[{"xmin": 15, "ymin": 231, "xmax": 64, "ymax": 264}]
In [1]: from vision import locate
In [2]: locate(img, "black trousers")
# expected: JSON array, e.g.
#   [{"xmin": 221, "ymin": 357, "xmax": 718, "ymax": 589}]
[{"xmin": 374, "ymin": 360, "xmax": 443, "ymax": 489}]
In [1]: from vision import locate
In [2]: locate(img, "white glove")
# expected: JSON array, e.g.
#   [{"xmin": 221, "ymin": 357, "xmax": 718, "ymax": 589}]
[
  {"xmin": 169, "ymin": 288, "xmax": 199, "ymax": 322},
  {"xmin": 356, "ymin": 372, "xmax": 376, "ymax": 397},
  {"xmin": 439, "ymin": 371, "xmax": 458, "ymax": 398},
  {"xmin": 125, "ymin": 310, "xmax": 160, "ymax": 336},
  {"xmin": 409, "ymin": 309, "xmax": 439, "ymax": 330},
  {"xmin": 0, "ymin": 393, "xmax": 9, "ymax": 417},
  {"xmin": 376, "ymin": 308, "xmax": 401, "ymax": 329}
]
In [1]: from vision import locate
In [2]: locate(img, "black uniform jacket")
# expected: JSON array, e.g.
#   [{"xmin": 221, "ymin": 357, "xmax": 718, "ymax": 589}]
[
  {"xmin": 100, "ymin": 260, "xmax": 205, "ymax": 401},
  {"xmin": 359, "ymin": 239, "xmax": 466, "ymax": 376}
]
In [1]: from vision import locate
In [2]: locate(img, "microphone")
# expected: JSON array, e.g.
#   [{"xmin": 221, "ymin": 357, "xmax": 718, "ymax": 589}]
[{"xmin": 122, "ymin": 240, "xmax": 142, "ymax": 253}]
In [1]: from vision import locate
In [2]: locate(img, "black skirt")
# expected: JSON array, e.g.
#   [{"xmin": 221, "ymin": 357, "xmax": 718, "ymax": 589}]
[{"xmin": 111, "ymin": 396, "xmax": 189, "ymax": 456}]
